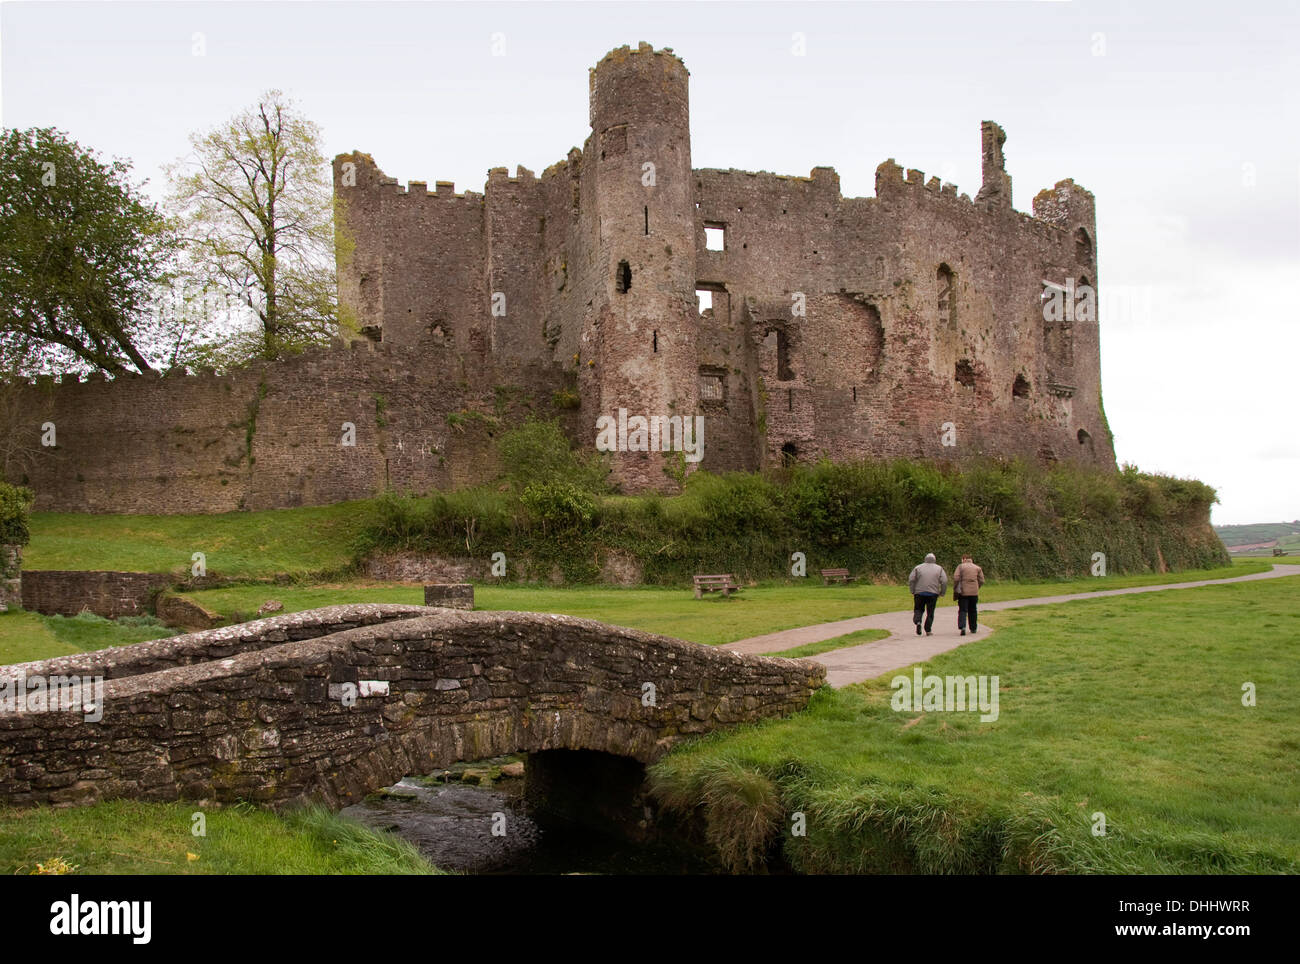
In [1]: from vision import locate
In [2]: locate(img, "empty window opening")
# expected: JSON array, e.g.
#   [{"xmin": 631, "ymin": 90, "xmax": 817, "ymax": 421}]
[
  {"xmin": 955, "ymin": 359, "xmax": 976, "ymax": 388},
  {"xmin": 644, "ymin": 206, "xmax": 649, "ymax": 235},
  {"xmin": 616, "ymin": 260, "xmax": 631, "ymax": 293},
  {"xmin": 704, "ymin": 223, "xmax": 725, "ymax": 251},
  {"xmin": 653, "ymin": 329, "xmax": 658, "ymax": 353},
  {"xmin": 852, "ymin": 385, "xmax": 857, "ymax": 402},
  {"xmin": 696, "ymin": 289, "xmax": 713, "ymax": 315},
  {"xmin": 600, "ymin": 124, "xmax": 627, "ymax": 160},
  {"xmin": 1076, "ymin": 228, "xmax": 1093, "ymax": 264},
  {"xmin": 1012, "ymin": 374, "xmax": 1030, "ymax": 398},
  {"xmin": 776, "ymin": 329, "xmax": 794, "ymax": 380},
  {"xmin": 781, "ymin": 442, "xmax": 798, "ymax": 467},
  {"xmin": 699, "ymin": 370, "xmax": 725, "ymax": 404},
  {"xmin": 937, "ymin": 263, "xmax": 956, "ymax": 326},
  {"xmin": 1077, "ymin": 428, "xmax": 1091, "ymax": 445}
]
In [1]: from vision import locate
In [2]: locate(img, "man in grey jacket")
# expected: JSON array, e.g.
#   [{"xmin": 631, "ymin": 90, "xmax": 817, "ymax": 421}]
[{"xmin": 907, "ymin": 552, "xmax": 949, "ymax": 636}]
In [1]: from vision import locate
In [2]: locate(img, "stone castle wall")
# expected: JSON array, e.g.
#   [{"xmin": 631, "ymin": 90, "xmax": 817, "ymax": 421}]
[{"xmin": 9, "ymin": 341, "xmax": 570, "ymax": 513}]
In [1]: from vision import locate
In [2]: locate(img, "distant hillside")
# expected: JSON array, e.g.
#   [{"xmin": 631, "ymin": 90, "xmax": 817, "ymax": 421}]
[{"xmin": 1215, "ymin": 521, "xmax": 1300, "ymax": 554}]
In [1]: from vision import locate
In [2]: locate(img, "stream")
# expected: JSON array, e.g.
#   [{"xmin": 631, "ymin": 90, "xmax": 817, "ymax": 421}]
[{"xmin": 341, "ymin": 762, "xmax": 712, "ymax": 875}]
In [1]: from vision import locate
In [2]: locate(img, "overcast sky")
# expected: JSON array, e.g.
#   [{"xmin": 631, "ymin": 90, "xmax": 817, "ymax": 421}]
[{"xmin": 2, "ymin": 0, "xmax": 1297, "ymax": 524}]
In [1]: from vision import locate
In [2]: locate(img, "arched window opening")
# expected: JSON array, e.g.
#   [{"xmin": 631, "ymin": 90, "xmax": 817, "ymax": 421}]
[
  {"xmin": 937, "ymin": 263, "xmax": 956, "ymax": 326},
  {"xmin": 1075, "ymin": 228, "xmax": 1093, "ymax": 264}
]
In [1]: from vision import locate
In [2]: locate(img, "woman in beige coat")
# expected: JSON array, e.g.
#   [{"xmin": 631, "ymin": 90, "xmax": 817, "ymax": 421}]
[{"xmin": 952, "ymin": 554, "xmax": 985, "ymax": 636}]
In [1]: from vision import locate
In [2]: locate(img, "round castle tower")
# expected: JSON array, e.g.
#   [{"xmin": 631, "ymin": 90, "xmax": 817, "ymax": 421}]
[{"xmin": 587, "ymin": 43, "xmax": 700, "ymax": 491}]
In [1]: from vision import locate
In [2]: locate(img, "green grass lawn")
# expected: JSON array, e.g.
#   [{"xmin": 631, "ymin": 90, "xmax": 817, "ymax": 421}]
[
  {"xmin": 0, "ymin": 609, "xmax": 174, "ymax": 665},
  {"xmin": 649, "ymin": 575, "xmax": 1300, "ymax": 874},
  {"xmin": 171, "ymin": 560, "xmax": 1273, "ymax": 647},
  {"xmin": 0, "ymin": 801, "xmax": 441, "ymax": 875},
  {"xmin": 23, "ymin": 502, "xmax": 369, "ymax": 579},
  {"xmin": 3, "ymin": 565, "xmax": 1293, "ymax": 875}
]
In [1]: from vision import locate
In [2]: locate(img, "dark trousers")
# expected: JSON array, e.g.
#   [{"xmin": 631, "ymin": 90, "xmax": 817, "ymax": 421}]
[
  {"xmin": 913, "ymin": 593, "xmax": 938, "ymax": 631},
  {"xmin": 957, "ymin": 594, "xmax": 978, "ymax": 631}
]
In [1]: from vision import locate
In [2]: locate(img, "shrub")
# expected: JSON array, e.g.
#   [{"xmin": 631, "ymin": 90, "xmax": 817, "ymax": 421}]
[
  {"xmin": 352, "ymin": 457, "xmax": 1226, "ymax": 583},
  {"xmin": 0, "ymin": 482, "xmax": 34, "ymax": 546},
  {"xmin": 520, "ymin": 481, "xmax": 597, "ymax": 532},
  {"xmin": 497, "ymin": 418, "xmax": 610, "ymax": 494}
]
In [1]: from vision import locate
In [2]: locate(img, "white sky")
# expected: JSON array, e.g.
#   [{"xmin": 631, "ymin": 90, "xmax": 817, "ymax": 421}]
[{"xmin": 2, "ymin": 0, "xmax": 1297, "ymax": 525}]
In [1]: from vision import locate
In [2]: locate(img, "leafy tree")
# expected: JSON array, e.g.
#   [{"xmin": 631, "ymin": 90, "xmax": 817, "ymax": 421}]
[
  {"xmin": 165, "ymin": 90, "xmax": 345, "ymax": 362},
  {"xmin": 0, "ymin": 127, "xmax": 173, "ymax": 376}
]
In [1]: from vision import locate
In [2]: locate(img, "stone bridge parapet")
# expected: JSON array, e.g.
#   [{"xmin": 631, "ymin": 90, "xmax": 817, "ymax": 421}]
[{"xmin": 0, "ymin": 604, "xmax": 825, "ymax": 809}]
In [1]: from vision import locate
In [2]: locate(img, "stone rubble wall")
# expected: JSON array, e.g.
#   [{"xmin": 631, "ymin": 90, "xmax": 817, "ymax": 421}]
[{"xmin": 19, "ymin": 570, "xmax": 172, "ymax": 619}]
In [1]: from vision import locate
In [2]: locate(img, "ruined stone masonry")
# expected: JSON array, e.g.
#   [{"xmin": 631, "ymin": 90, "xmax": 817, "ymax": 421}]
[
  {"xmin": 0, "ymin": 545, "xmax": 20, "ymax": 612},
  {"xmin": 335, "ymin": 42, "xmax": 1114, "ymax": 490},
  {"xmin": 7, "ymin": 43, "xmax": 1112, "ymax": 513}
]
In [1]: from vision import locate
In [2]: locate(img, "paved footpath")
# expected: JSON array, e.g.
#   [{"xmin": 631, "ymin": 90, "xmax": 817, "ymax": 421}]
[{"xmin": 722, "ymin": 564, "xmax": 1300, "ymax": 688}]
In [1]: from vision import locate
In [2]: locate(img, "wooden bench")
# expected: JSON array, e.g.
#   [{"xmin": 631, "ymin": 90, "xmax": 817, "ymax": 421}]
[
  {"xmin": 694, "ymin": 574, "xmax": 741, "ymax": 599},
  {"xmin": 820, "ymin": 568, "xmax": 856, "ymax": 585}
]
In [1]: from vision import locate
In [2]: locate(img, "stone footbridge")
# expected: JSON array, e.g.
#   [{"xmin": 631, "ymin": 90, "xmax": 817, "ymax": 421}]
[{"xmin": 0, "ymin": 605, "xmax": 824, "ymax": 809}]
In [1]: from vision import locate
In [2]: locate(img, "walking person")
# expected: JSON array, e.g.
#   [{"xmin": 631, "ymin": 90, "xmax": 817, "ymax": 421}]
[
  {"xmin": 907, "ymin": 552, "xmax": 949, "ymax": 637},
  {"xmin": 952, "ymin": 553, "xmax": 985, "ymax": 636}
]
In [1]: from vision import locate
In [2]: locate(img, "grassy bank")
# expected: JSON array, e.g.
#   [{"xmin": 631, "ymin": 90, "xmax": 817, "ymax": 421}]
[
  {"xmin": 18, "ymin": 429, "xmax": 1228, "ymax": 588},
  {"xmin": 0, "ymin": 800, "xmax": 441, "ymax": 875},
  {"xmin": 24, "ymin": 501, "xmax": 368, "ymax": 579},
  {"xmin": 0, "ymin": 609, "xmax": 174, "ymax": 664},
  {"xmin": 359, "ymin": 449, "xmax": 1229, "ymax": 584},
  {"xmin": 648, "ymin": 576, "xmax": 1300, "ymax": 874}
]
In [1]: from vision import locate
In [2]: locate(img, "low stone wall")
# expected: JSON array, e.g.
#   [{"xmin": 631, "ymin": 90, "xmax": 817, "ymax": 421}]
[
  {"xmin": 0, "ymin": 545, "xmax": 19, "ymax": 612},
  {"xmin": 20, "ymin": 570, "xmax": 173, "ymax": 619},
  {"xmin": 0, "ymin": 605, "xmax": 826, "ymax": 809},
  {"xmin": 155, "ymin": 594, "xmax": 223, "ymax": 631},
  {"xmin": 363, "ymin": 552, "xmax": 477, "ymax": 583},
  {"xmin": 424, "ymin": 584, "xmax": 474, "ymax": 609}
]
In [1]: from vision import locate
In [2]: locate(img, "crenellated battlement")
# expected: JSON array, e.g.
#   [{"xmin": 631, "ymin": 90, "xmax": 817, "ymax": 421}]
[{"xmin": 590, "ymin": 42, "xmax": 689, "ymax": 81}]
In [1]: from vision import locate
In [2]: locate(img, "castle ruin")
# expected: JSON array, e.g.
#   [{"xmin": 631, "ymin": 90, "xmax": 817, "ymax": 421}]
[
  {"xmin": 336, "ymin": 42, "xmax": 1113, "ymax": 490},
  {"xmin": 10, "ymin": 43, "xmax": 1113, "ymax": 514}
]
